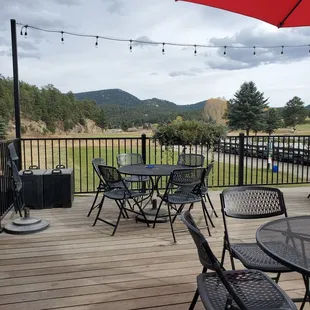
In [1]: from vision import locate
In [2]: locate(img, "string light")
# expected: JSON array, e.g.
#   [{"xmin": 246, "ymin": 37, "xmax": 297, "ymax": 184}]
[
  {"xmin": 20, "ymin": 25, "xmax": 28, "ymax": 38},
  {"xmin": 16, "ymin": 22, "xmax": 310, "ymax": 56}
]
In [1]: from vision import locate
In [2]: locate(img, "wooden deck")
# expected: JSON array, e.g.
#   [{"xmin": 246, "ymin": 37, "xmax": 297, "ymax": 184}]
[{"xmin": 0, "ymin": 187, "xmax": 310, "ymax": 310}]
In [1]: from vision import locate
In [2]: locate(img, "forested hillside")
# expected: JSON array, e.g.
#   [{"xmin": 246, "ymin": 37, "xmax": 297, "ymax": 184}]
[
  {"xmin": 74, "ymin": 89, "xmax": 205, "ymax": 128},
  {"xmin": 0, "ymin": 75, "xmax": 106, "ymax": 134}
]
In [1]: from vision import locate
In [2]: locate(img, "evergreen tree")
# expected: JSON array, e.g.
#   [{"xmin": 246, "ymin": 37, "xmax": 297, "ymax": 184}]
[
  {"xmin": 282, "ymin": 96, "xmax": 307, "ymax": 132},
  {"xmin": 224, "ymin": 81, "xmax": 269, "ymax": 136},
  {"xmin": 265, "ymin": 108, "xmax": 282, "ymax": 135},
  {"xmin": 0, "ymin": 117, "xmax": 6, "ymax": 140}
]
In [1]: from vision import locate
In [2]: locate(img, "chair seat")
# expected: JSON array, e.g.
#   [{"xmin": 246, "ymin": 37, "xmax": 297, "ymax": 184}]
[
  {"xmin": 104, "ymin": 188, "xmax": 148, "ymax": 200},
  {"xmin": 231, "ymin": 243, "xmax": 290, "ymax": 272},
  {"xmin": 124, "ymin": 175, "xmax": 150, "ymax": 183},
  {"xmin": 198, "ymin": 269, "xmax": 297, "ymax": 310},
  {"xmin": 165, "ymin": 192, "xmax": 201, "ymax": 204}
]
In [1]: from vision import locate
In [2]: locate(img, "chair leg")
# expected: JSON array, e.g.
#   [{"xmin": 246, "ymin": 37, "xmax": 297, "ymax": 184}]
[
  {"xmin": 153, "ymin": 199, "xmax": 164, "ymax": 228},
  {"xmin": 273, "ymin": 272, "xmax": 281, "ymax": 283},
  {"xmin": 220, "ymin": 241, "xmax": 226, "ymax": 267},
  {"xmin": 115, "ymin": 200, "xmax": 129, "ymax": 219},
  {"xmin": 229, "ymin": 252, "xmax": 236, "ymax": 270},
  {"xmin": 167, "ymin": 204, "xmax": 176, "ymax": 243},
  {"xmin": 92, "ymin": 195, "xmax": 105, "ymax": 226},
  {"xmin": 189, "ymin": 289, "xmax": 199, "ymax": 310},
  {"xmin": 133, "ymin": 198, "xmax": 150, "ymax": 227},
  {"xmin": 189, "ymin": 266, "xmax": 207, "ymax": 310},
  {"xmin": 87, "ymin": 188, "xmax": 100, "ymax": 217},
  {"xmin": 111, "ymin": 203, "xmax": 124, "ymax": 236},
  {"xmin": 172, "ymin": 204, "xmax": 185, "ymax": 224},
  {"xmin": 201, "ymin": 198, "xmax": 215, "ymax": 228},
  {"xmin": 206, "ymin": 193, "xmax": 218, "ymax": 218}
]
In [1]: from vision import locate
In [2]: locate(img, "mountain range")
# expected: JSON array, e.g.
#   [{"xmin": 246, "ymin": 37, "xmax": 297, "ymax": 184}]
[
  {"xmin": 74, "ymin": 89, "xmax": 207, "ymax": 127},
  {"xmin": 74, "ymin": 88, "xmax": 206, "ymax": 111}
]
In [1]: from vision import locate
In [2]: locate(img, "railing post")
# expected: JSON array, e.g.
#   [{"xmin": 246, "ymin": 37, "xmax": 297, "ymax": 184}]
[
  {"xmin": 141, "ymin": 133, "xmax": 147, "ymax": 164},
  {"xmin": 238, "ymin": 133, "xmax": 245, "ymax": 186}
]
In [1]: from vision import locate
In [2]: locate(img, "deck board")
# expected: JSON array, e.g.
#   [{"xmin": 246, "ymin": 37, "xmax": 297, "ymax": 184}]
[{"xmin": 0, "ymin": 187, "xmax": 309, "ymax": 309}]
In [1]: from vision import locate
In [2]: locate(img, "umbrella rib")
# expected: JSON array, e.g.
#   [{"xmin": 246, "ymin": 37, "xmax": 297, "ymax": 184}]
[{"xmin": 278, "ymin": 0, "xmax": 303, "ymax": 27}]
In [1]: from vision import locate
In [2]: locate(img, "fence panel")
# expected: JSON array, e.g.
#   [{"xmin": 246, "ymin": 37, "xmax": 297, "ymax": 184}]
[{"xmin": 21, "ymin": 134, "xmax": 310, "ymax": 193}]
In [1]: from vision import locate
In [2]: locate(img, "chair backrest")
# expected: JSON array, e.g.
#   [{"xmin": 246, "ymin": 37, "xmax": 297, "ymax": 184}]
[
  {"xmin": 92, "ymin": 158, "xmax": 106, "ymax": 182},
  {"xmin": 7, "ymin": 160, "xmax": 22, "ymax": 190},
  {"xmin": 181, "ymin": 210, "xmax": 247, "ymax": 309},
  {"xmin": 166, "ymin": 167, "xmax": 206, "ymax": 195},
  {"xmin": 220, "ymin": 186, "xmax": 287, "ymax": 219},
  {"xmin": 181, "ymin": 210, "xmax": 216, "ymax": 269},
  {"xmin": 97, "ymin": 165, "xmax": 126, "ymax": 190},
  {"xmin": 117, "ymin": 153, "xmax": 144, "ymax": 167},
  {"xmin": 8, "ymin": 142, "xmax": 19, "ymax": 161},
  {"xmin": 204, "ymin": 162, "xmax": 213, "ymax": 186},
  {"xmin": 177, "ymin": 153, "xmax": 205, "ymax": 167}
]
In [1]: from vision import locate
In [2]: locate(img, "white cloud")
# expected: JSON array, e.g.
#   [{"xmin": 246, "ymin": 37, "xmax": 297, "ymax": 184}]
[{"xmin": 0, "ymin": 0, "xmax": 309, "ymax": 107}]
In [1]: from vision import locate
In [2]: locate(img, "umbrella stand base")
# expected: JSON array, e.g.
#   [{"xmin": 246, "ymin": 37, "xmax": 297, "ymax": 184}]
[
  {"xmin": 137, "ymin": 199, "xmax": 168, "ymax": 223},
  {"xmin": 4, "ymin": 207, "xmax": 50, "ymax": 235}
]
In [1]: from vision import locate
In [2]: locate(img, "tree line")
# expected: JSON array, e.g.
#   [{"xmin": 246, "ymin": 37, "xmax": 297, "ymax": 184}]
[
  {"xmin": 224, "ymin": 81, "xmax": 308, "ymax": 135},
  {"xmin": 0, "ymin": 75, "xmax": 106, "ymax": 138}
]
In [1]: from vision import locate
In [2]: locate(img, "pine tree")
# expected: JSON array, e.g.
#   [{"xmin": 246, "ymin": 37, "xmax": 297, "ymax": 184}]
[
  {"xmin": 0, "ymin": 117, "xmax": 7, "ymax": 140},
  {"xmin": 282, "ymin": 96, "xmax": 307, "ymax": 132},
  {"xmin": 265, "ymin": 108, "xmax": 282, "ymax": 135},
  {"xmin": 224, "ymin": 81, "xmax": 269, "ymax": 136}
]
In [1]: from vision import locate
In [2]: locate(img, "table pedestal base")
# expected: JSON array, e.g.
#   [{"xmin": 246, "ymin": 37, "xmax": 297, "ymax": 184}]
[{"xmin": 137, "ymin": 199, "xmax": 168, "ymax": 223}]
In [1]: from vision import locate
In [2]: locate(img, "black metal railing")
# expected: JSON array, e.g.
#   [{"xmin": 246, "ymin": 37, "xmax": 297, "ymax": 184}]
[
  {"xmin": 0, "ymin": 139, "xmax": 17, "ymax": 223},
  {"xmin": 20, "ymin": 133, "xmax": 310, "ymax": 193}
]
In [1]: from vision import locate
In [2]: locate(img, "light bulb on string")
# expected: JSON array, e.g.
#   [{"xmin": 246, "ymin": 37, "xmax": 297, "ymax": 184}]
[
  {"xmin": 253, "ymin": 46, "xmax": 256, "ymax": 55},
  {"xmin": 129, "ymin": 39, "xmax": 132, "ymax": 52},
  {"xmin": 24, "ymin": 26, "xmax": 28, "ymax": 38},
  {"xmin": 95, "ymin": 36, "xmax": 98, "ymax": 48},
  {"xmin": 61, "ymin": 31, "xmax": 64, "ymax": 44},
  {"xmin": 162, "ymin": 43, "xmax": 165, "ymax": 55},
  {"xmin": 223, "ymin": 46, "xmax": 227, "ymax": 55},
  {"xmin": 281, "ymin": 45, "xmax": 284, "ymax": 55},
  {"xmin": 194, "ymin": 45, "xmax": 197, "ymax": 56}
]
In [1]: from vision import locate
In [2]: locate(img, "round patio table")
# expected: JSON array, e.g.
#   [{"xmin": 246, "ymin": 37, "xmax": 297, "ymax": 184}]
[
  {"xmin": 256, "ymin": 215, "xmax": 310, "ymax": 309},
  {"xmin": 118, "ymin": 164, "xmax": 187, "ymax": 223}
]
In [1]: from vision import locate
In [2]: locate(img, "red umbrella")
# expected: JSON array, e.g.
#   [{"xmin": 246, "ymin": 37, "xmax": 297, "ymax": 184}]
[{"xmin": 176, "ymin": 0, "xmax": 310, "ymax": 28}]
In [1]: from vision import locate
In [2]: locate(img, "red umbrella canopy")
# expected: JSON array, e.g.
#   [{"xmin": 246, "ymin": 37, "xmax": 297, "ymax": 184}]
[{"xmin": 176, "ymin": 0, "xmax": 310, "ymax": 28}]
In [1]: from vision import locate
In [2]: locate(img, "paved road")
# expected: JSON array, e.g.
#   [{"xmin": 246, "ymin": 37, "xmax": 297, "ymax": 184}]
[{"xmin": 211, "ymin": 151, "xmax": 310, "ymax": 184}]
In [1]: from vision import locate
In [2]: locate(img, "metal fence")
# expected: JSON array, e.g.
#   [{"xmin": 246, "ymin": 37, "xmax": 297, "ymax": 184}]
[
  {"xmin": 0, "ymin": 140, "xmax": 16, "ymax": 223},
  {"xmin": 20, "ymin": 133, "xmax": 310, "ymax": 193}
]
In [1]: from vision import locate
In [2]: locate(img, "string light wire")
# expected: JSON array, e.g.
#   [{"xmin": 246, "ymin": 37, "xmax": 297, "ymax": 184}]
[{"xmin": 17, "ymin": 22, "xmax": 310, "ymax": 55}]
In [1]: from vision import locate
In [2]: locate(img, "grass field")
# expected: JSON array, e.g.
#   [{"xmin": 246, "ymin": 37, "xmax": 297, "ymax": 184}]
[{"xmin": 21, "ymin": 141, "xmax": 302, "ymax": 193}]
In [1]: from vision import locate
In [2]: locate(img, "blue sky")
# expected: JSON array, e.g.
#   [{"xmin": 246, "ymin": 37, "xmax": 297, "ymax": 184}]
[{"xmin": 0, "ymin": 0, "xmax": 310, "ymax": 106}]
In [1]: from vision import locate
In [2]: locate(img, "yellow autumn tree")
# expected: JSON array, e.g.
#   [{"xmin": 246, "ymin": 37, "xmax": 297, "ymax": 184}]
[{"xmin": 203, "ymin": 98, "xmax": 227, "ymax": 125}]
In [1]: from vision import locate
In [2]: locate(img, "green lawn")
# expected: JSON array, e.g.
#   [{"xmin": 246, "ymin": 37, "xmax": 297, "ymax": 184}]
[{"xmin": 21, "ymin": 143, "xmax": 302, "ymax": 193}]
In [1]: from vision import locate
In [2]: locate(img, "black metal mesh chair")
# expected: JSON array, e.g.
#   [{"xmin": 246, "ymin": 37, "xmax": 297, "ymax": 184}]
[
  {"xmin": 201, "ymin": 163, "xmax": 218, "ymax": 218},
  {"xmin": 220, "ymin": 186, "xmax": 291, "ymax": 282},
  {"xmin": 177, "ymin": 153, "xmax": 205, "ymax": 167},
  {"xmin": 87, "ymin": 158, "xmax": 106, "ymax": 217},
  {"xmin": 92, "ymin": 165, "xmax": 150, "ymax": 235},
  {"xmin": 117, "ymin": 153, "xmax": 150, "ymax": 183},
  {"xmin": 181, "ymin": 210, "xmax": 297, "ymax": 310},
  {"xmin": 7, "ymin": 161, "xmax": 23, "ymax": 217},
  {"xmin": 153, "ymin": 167, "xmax": 212, "ymax": 242}
]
